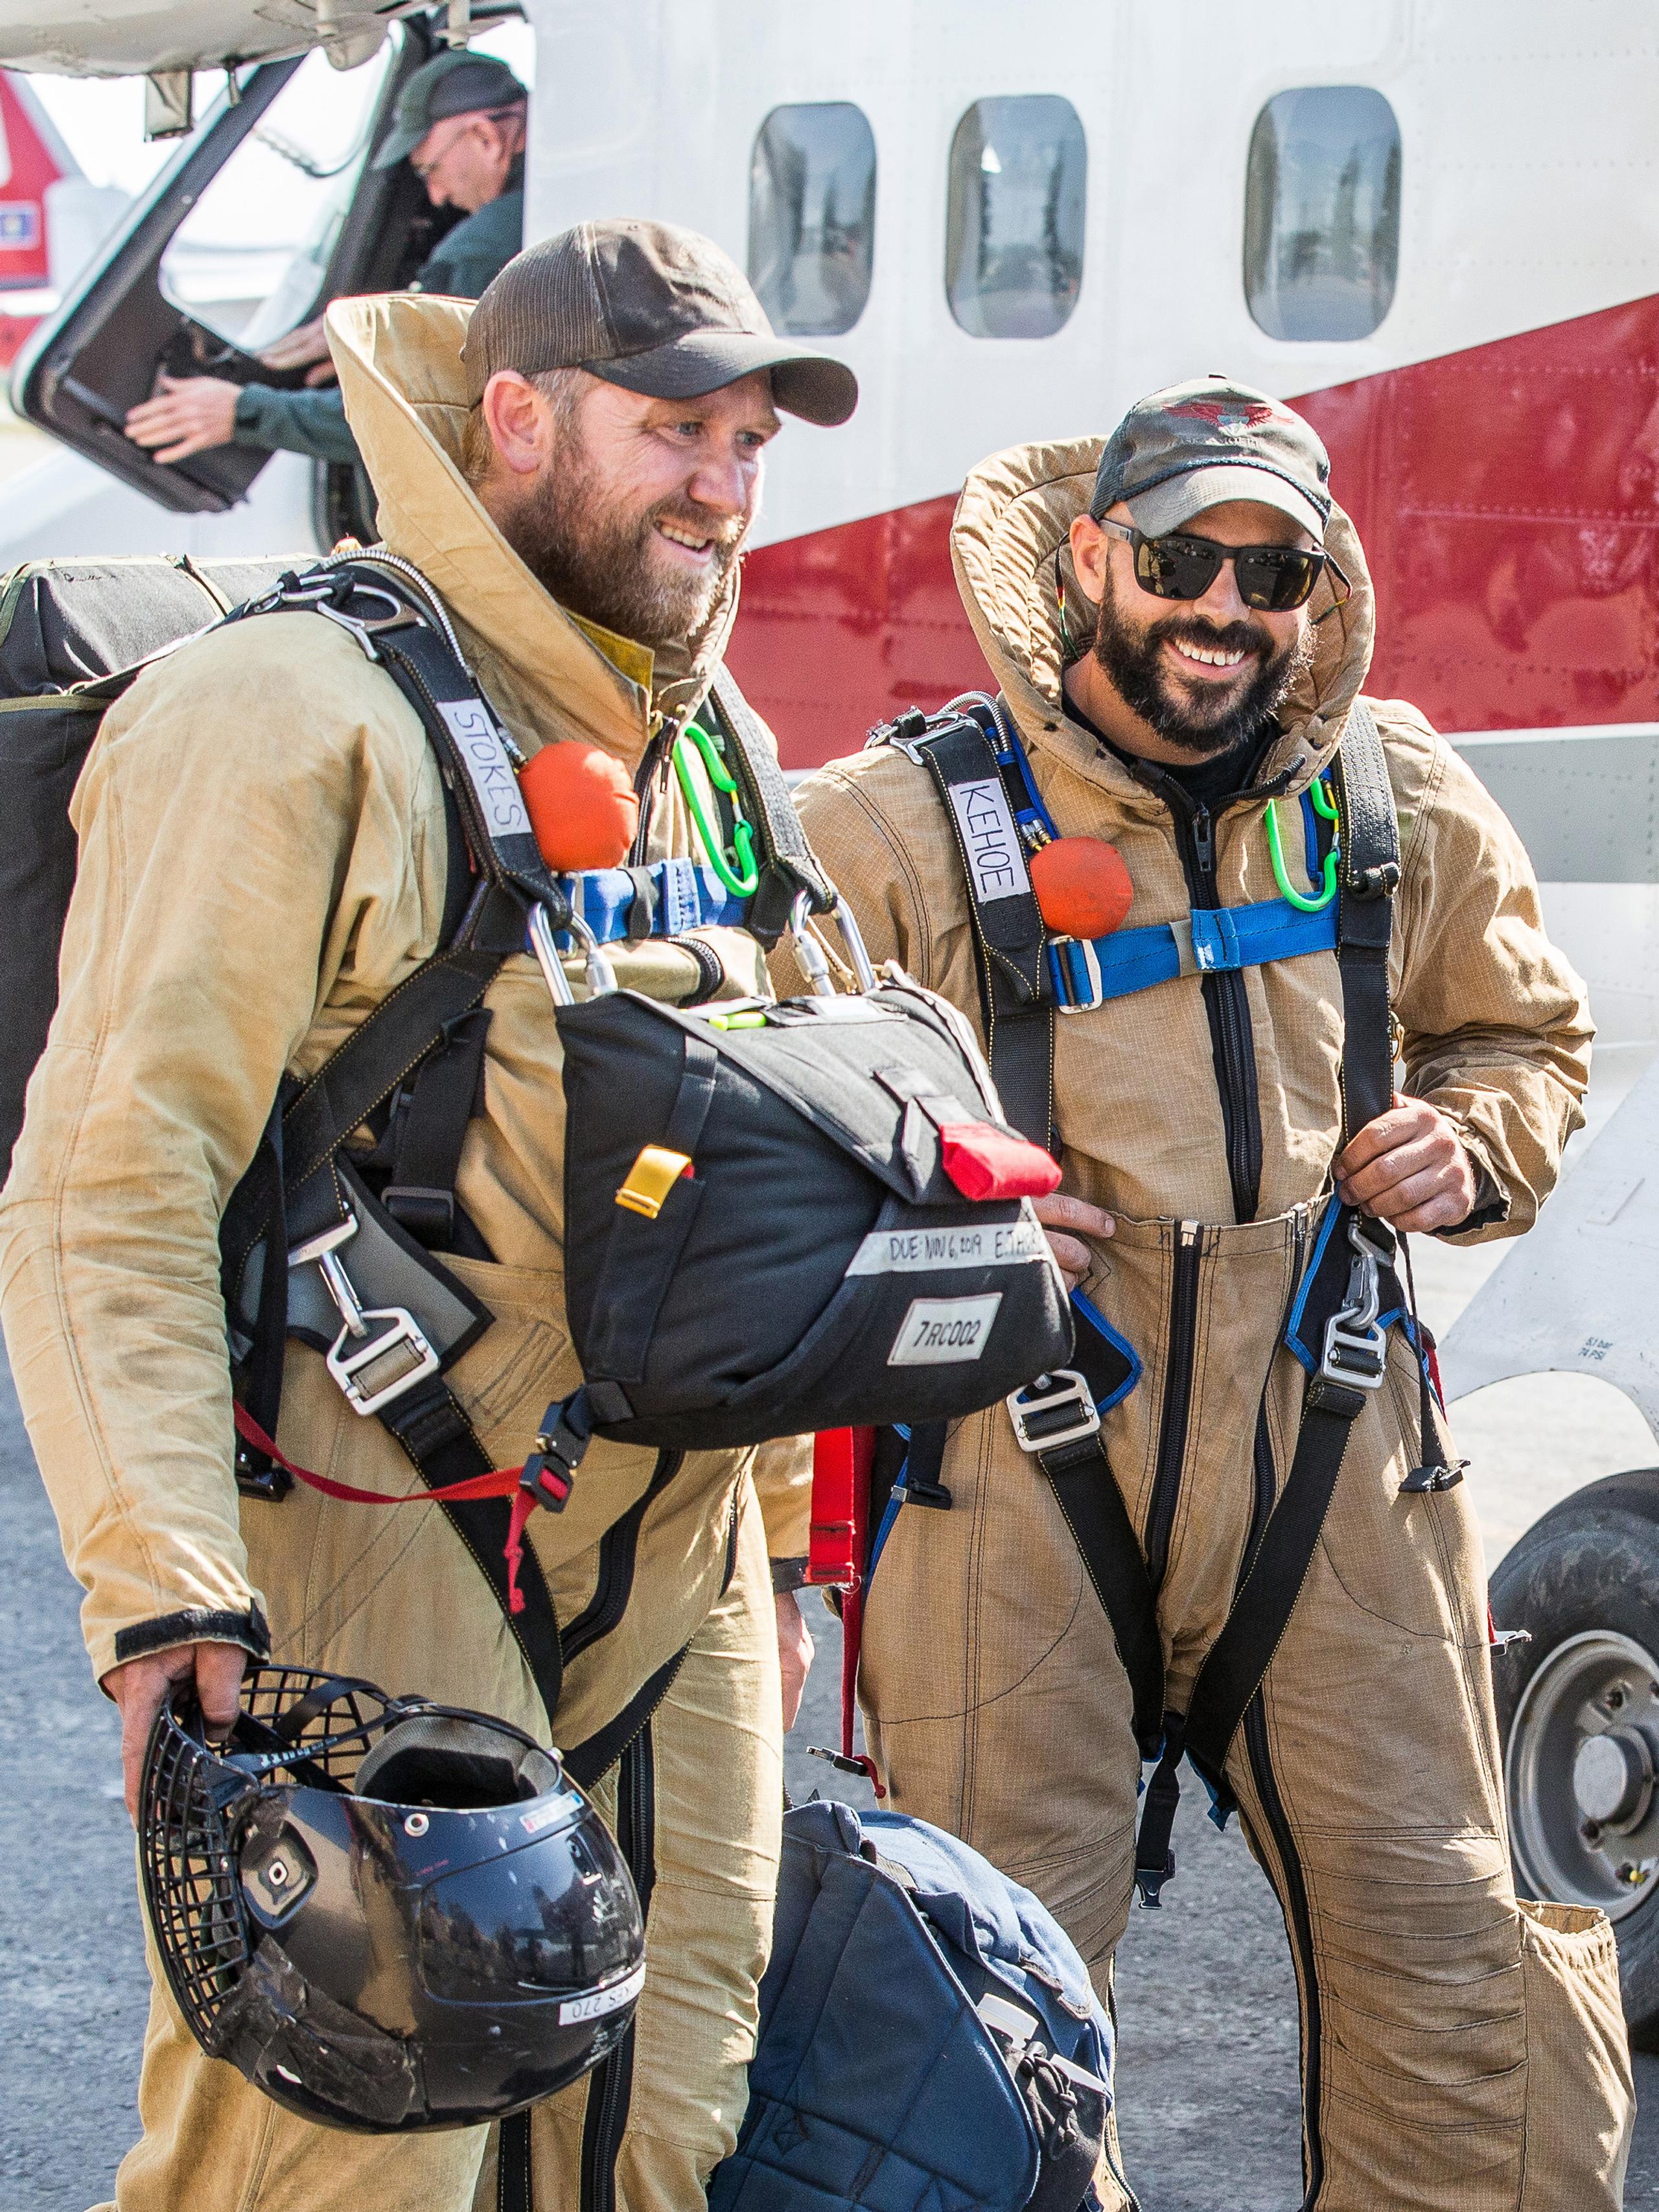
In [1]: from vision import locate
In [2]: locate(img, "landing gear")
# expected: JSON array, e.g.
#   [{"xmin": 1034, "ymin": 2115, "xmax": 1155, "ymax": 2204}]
[{"xmin": 1493, "ymin": 1469, "xmax": 1659, "ymax": 2038}]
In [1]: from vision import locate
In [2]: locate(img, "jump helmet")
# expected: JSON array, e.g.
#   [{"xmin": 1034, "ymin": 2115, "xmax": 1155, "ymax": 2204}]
[{"xmin": 139, "ymin": 1666, "xmax": 644, "ymax": 2132}]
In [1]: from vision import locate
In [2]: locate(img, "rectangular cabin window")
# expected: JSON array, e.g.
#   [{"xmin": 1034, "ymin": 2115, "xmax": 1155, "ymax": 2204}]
[
  {"xmin": 1244, "ymin": 86, "xmax": 1401, "ymax": 342},
  {"xmin": 748, "ymin": 102, "xmax": 876, "ymax": 337},
  {"xmin": 945, "ymin": 95, "xmax": 1085, "ymax": 340}
]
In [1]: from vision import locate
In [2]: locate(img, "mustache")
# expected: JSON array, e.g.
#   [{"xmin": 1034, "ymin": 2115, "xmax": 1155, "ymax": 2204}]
[
  {"xmin": 646, "ymin": 496, "xmax": 748, "ymax": 553},
  {"xmin": 1148, "ymin": 612, "xmax": 1274, "ymax": 662}
]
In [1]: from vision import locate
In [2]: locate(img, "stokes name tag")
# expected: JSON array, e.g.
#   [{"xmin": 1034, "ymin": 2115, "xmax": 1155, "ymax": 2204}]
[
  {"xmin": 948, "ymin": 777, "xmax": 1028, "ymax": 904},
  {"xmin": 440, "ymin": 698, "xmax": 531, "ymax": 841},
  {"xmin": 559, "ymin": 1961, "xmax": 647, "ymax": 2025},
  {"xmin": 846, "ymin": 1217, "xmax": 1046, "ymax": 1275},
  {"xmin": 887, "ymin": 1292, "xmax": 1003, "ymax": 1366}
]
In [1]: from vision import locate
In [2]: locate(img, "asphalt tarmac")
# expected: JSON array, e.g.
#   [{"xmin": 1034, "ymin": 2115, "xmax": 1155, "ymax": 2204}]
[{"xmin": 5, "ymin": 1288, "xmax": 1659, "ymax": 2210}]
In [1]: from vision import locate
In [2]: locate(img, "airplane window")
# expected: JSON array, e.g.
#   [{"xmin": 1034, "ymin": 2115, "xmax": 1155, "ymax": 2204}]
[
  {"xmin": 1244, "ymin": 87, "xmax": 1401, "ymax": 341},
  {"xmin": 945, "ymin": 96, "xmax": 1085, "ymax": 340},
  {"xmin": 157, "ymin": 37, "xmax": 401, "ymax": 350},
  {"xmin": 748, "ymin": 103, "xmax": 876, "ymax": 336}
]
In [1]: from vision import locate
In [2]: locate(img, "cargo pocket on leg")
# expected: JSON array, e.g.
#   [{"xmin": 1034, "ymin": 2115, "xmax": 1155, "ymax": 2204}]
[{"xmin": 1518, "ymin": 1900, "xmax": 1633, "ymax": 2211}]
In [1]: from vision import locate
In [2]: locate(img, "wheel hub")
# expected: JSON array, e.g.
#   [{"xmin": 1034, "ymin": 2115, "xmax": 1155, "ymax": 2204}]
[
  {"xmin": 1573, "ymin": 1727, "xmax": 1654, "ymax": 1830},
  {"xmin": 1506, "ymin": 1630, "xmax": 1659, "ymax": 1921}
]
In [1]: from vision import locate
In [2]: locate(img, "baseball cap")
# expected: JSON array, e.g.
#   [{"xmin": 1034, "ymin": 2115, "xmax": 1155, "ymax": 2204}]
[
  {"xmin": 1091, "ymin": 375, "xmax": 1332, "ymax": 542},
  {"xmin": 373, "ymin": 50, "xmax": 528, "ymax": 171},
  {"xmin": 460, "ymin": 218, "xmax": 859, "ymax": 426}
]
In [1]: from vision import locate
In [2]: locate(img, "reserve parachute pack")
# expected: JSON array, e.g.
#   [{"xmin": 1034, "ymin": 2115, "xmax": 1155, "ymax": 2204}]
[
  {"xmin": 708, "ymin": 1799, "xmax": 1121, "ymax": 2212},
  {"xmin": 0, "ymin": 552, "xmax": 1072, "ymax": 1703}
]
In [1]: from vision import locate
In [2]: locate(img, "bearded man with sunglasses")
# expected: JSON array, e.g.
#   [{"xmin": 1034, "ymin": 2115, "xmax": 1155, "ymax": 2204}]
[{"xmin": 787, "ymin": 380, "xmax": 1631, "ymax": 2208}]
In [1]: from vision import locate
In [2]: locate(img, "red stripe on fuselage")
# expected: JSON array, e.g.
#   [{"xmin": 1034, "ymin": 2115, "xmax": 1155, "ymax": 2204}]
[{"xmin": 728, "ymin": 293, "xmax": 1659, "ymax": 771}]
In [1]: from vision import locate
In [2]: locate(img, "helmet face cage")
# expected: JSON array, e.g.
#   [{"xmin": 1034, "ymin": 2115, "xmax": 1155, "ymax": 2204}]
[
  {"xmin": 140, "ymin": 1670, "xmax": 411, "ymax": 2056},
  {"xmin": 139, "ymin": 1665, "xmax": 645, "ymax": 2132}
]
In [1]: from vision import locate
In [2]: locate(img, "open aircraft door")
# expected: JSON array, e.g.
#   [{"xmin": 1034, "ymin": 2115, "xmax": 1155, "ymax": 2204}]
[{"xmin": 3, "ymin": 10, "xmax": 495, "ymax": 539}]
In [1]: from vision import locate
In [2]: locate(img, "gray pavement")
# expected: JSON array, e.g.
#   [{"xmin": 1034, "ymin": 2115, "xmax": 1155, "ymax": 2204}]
[{"xmin": 6, "ymin": 1302, "xmax": 1659, "ymax": 2208}]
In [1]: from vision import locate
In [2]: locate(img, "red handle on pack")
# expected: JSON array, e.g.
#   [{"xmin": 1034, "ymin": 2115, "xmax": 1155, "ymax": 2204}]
[
  {"xmin": 231, "ymin": 1404, "xmax": 542, "ymax": 1615},
  {"xmin": 809, "ymin": 1427, "xmax": 885, "ymax": 1797}
]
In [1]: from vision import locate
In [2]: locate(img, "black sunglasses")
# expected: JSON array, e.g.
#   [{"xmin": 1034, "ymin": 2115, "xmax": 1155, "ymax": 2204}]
[{"xmin": 1097, "ymin": 516, "xmax": 1350, "ymax": 614}]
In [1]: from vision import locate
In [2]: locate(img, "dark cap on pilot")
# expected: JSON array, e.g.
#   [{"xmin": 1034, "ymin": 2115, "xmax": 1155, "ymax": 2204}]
[
  {"xmin": 460, "ymin": 218, "xmax": 859, "ymax": 426},
  {"xmin": 1091, "ymin": 375, "xmax": 1332, "ymax": 542},
  {"xmin": 372, "ymin": 49, "xmax": 528, "ymax": 171}
]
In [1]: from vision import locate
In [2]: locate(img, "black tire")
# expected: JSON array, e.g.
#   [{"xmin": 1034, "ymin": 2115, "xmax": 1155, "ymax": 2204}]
[{"xmin": 1491, "ymin": 1467, "xmax": 1659, "ymax": 2042}]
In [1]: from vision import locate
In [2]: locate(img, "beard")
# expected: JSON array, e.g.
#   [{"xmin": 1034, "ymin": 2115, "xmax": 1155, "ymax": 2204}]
[
  {"xmin": 498, "ymin": 433, "xmax": 748, "ymax": 649},
  {"xmin": 1091, "ymin": 559, "xmax": 1315, "ymax": 757}
]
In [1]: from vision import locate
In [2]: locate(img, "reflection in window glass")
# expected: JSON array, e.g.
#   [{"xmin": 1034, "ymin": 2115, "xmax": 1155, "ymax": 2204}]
[
  {"xmin": 748, "ymin": 103, "xmax": 876, "ymax": 336},
  {"xmin": 946, "ymin": 96, "xmax": 1085, "ymax": 340},
  {"xmin": 159, "ymin": 39, "xmax": 399, "ymax": 347},
  {"xmin": 1244, "ymin": 86, "xmax": 1401, "ymax": 342}
]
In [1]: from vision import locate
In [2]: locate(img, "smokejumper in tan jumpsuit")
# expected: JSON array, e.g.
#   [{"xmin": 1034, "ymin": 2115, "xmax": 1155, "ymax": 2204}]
[
  {"xmin": 788, "ymin": 437, "xmax": 1633, "ymax": 2210},
  {"xmin": 0, "ymin": 294, "xmax": 811, "ymax": 2212}
]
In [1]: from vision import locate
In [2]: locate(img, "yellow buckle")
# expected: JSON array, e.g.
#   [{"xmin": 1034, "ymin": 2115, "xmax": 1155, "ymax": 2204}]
[{"xmin": 615, "ymin": 1145, "xmax": 693, "ymax": 1220}]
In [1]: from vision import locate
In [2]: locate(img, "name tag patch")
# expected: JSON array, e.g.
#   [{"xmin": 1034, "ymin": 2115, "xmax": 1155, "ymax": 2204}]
[
  {"xmin": 846, "ymin": 1218, "xmax": 1046, "ymax": 1276},
  {"xmin": 949, "ymin": 778, "xmax": 1029, "ymax": 905},
  {"xmin": 441, "ymin": 698, "xmax": 532, "ymax": 841},
  {"xmin": 887, "ymin": 1293, "xmax": 1003, "ymax": 1366},
  {"xmin": 559, "ymin": 1961, "xmax": 647, "ymax": 2026}
]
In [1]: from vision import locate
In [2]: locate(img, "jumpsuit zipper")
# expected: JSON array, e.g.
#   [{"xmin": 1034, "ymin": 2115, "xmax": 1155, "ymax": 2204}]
[
  {"xmin": 580, "ymin": 1730, "xmax": 656, "ymax": 2212},
  {"xmin": 560, "ymin": 1452, "xmax": 682, "ymax": 1667},
  {"xmin": 1143, "ymin": 1220, "xmax": 1203, "ymax": 1590},
  {"xmin": 1182, "ymin": 798, "xmax": 1264, "ymax": 1224},
  {"xmin": 1244, "ymin": 1694, "xmax": 1325, "ymax": 2208}
]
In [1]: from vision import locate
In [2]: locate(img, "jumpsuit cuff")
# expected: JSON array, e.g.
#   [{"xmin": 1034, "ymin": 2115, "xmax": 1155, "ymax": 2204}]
[
  {"xmin": 1433, "ymin": 1128, "xmax": 1512, "ymax": 1240},
  {"xmin": 104, "ymin": 1602, "xmax": 271, "ymax": 1686}
]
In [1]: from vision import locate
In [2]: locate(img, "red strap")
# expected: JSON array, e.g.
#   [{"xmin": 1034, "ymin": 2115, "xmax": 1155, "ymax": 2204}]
[
  {"xmin": 936, "ymin": 1121, "xmax": 1062, "ymax": 1202},
  {"xmin": 232, "ymin": 1403, "xmax": 535, "ymax": 1614},
  {"xmin": 837, "ymin": 1579, "xmax": 885, "ymax": 1800}
]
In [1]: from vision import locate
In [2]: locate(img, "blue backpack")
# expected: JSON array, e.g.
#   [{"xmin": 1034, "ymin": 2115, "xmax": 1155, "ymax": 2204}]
[{"xmin": 709, "ymin": 1801, "xmax": 1121, "ymax": 2212}]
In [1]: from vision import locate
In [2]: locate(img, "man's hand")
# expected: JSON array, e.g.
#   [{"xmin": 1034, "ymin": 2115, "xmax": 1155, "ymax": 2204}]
[
  {"xmin": 257, "ymin": 315, "xmax": 331, "ymax": 373},
  {"xmin": 1033, "ymin": 1193, "xmax": 1115, "ymax": 1293},
  {"xmin": 1336, "ymin": 1095, "xmax": 1478, "ymax": 1233},
  {"xmin": 124, "ymin": 375, "xmax": 240, "ymax": 464},
  {"xmin": 775, "ymin": 1590, "xmax": 815, "ymax": 1732},
  {"xmin": 101, "ymin": 1640, "xmax": 246, "ymax": 1820}
]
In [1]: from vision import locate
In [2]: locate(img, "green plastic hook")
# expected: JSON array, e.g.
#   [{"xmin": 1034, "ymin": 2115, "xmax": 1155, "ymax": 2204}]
[
  {"xmin": 1265, "ymin": 773, "xmax": 1340, "ymax": 913},
  {"xmin": 673, "ymin": 721, "xmax": 760, "ymax": 898}
]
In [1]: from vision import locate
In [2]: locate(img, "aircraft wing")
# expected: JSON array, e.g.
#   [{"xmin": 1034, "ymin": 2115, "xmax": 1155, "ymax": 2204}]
[
  {"xmin": 0, "ymin": 1, "xmax": 406, "ymax": 77},
  {"xmin": 1438, "ymin": 1049, "xmax": 1659, "ymax": 1436}
]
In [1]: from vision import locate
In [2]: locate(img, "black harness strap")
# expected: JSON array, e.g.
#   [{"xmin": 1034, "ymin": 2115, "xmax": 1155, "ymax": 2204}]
[
  {"xmin": 706, "ymin": 671, "xmax": 837, "ymax": 946},
  {"xmin": 908, "ymin": 710, "xmax": 1056, "ymax": 1154},
  {"xmin": 383, "ymin": 1006, "xmax": 493, "ymax": 1252}
]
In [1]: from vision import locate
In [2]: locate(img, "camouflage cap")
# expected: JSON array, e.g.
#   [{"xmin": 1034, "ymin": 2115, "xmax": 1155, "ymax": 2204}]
[
  {"xmin": 461, "ymin": 218, "xmax": 858, "ymax": 426},
  {"xmin": 1091, "ymin": 375, "xmax": 1332, "ymax": 542},
  {"xmin": 372, "ymin": 49, "xmax": 528, "ymax": 171}
]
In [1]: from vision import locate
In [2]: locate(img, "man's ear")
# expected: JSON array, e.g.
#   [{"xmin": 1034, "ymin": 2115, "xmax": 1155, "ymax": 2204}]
[
  {"xmin": 480, "ymin": 370, "xmax": 548, "ymax": 479},
  {"xmin": 1069, "ymin": 511, "xmax": 1109, "ymax": 603}
]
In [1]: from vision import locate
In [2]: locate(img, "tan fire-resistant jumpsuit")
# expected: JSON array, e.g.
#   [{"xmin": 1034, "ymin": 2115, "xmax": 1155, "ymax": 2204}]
[
  {"xmin": 787, "ymin": 439, "xmax": 1634, "ymax": 2209},
  {"xmin": 0, "ymin": 294, "xmax": 811, "ymax": 2212}
]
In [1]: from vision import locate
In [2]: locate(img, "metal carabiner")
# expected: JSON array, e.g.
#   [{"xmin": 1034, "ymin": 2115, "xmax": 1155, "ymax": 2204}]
[
  {"xmin": 790, "ymin": 890, "xmax": 877, "ymax": 998},
  {"xmin": 527, "ymin": 900, "xmax": 618, "ymax": 1008}
]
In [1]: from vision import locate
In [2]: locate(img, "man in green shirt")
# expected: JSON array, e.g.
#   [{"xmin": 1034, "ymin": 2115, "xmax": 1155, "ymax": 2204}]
[{"xmin": 124, "ymin": 49, "xmax": 527, "ymax": 472}]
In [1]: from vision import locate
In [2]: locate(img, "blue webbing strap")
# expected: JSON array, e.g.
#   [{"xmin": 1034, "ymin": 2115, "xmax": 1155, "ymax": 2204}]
[
  {"xmin": 550, "ymin": 857, "xmax": 748, "ymax": 949},
  {"xmin": 1047, "ymin": 895, "xmax": 1339, "ymax": 1010}
]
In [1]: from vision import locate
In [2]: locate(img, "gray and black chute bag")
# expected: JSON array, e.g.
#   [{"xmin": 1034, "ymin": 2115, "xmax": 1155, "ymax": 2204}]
[
  {"xmin": 0, "ymin": 553, "xmax": 297, "ymax": 1174},
  {"xmin": 546, "ymin": 961, "xmax": 1074, "ymax": 1465}
]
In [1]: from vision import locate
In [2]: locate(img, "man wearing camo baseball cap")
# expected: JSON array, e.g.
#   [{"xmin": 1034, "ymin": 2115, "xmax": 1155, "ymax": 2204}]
[{"xmin": 787, "ymin": 377, "xmax": 1623, "ymax": 2207}]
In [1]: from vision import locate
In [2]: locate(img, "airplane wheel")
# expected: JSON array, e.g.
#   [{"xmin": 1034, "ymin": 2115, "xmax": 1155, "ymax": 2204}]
[{"xmin": 1491, "ymin": 1468, "xmax": 1659, "ymax": 2042}]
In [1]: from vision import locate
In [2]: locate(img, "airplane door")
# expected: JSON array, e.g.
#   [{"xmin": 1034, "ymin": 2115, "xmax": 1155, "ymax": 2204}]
[{"xmin": 10, "ymin": 25, "xmax": 442, "ymax": 517}]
